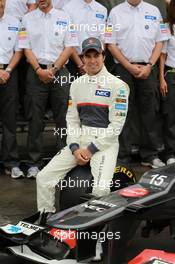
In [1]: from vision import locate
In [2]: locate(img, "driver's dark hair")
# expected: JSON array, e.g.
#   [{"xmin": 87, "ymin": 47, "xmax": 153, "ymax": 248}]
[{"xmin": 167, "ymin": 0, "xmax": 175, "ymax": 35}]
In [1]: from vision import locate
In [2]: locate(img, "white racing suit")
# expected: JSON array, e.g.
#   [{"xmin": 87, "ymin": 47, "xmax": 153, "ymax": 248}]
[{"xmin": 37, "ymin": 66, "xmax": 129, "ymax": 213}]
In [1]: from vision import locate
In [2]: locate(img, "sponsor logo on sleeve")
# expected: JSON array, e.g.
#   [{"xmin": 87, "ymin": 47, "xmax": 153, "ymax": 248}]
[
  {"xmin": 116, "ymin": 98, "xmax": 126, "ymax": 103},
  {"xmin": 115, "ymin": 103, "xmax": 127, "ymax": 111},
  {"xmin": 117, "ymin": 88, "xmax": 126, "ymax": 98},
  {"xmin": 160, "ymin": 23, "xmax": 169, "ymax": 34},
  {"xmin": 19, "ymin": 27, "xmax": 27, "ymax": 40},
  {"xmin": 115, "ymin": 111, "xmax": 126, "ymax": 117}
]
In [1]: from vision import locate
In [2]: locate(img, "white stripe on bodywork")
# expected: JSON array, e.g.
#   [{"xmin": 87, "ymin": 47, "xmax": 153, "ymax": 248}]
[{"xmin": 8, "ymin": 245, "xmax": 80, "ymax": 264}]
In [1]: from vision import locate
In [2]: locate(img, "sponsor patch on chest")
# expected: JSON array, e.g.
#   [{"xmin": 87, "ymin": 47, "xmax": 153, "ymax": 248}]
[{"xmin": 95, "ymin": 90, "xmax": 111, "ymax": 97}]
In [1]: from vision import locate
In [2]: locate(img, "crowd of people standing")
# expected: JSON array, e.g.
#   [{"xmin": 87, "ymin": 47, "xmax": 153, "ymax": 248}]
[{"xmin": 0, "ymin": 0, "xmax": 174, "ymax": 180}]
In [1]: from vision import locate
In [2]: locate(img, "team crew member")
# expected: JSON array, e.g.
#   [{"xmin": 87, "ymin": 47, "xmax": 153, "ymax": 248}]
[
  {"xmin": 0, "ymin": 0, "xmax": 23, "ymax": 178},
  {"xmin": 19, "ymin": 0, "xmax": 78, "ymax": 178},
  {"xmin": 5, "ymin": 0, "xmax": 36, "ymax": 21},
  {"xmin": 159, "ymin": 0, "xmax": 175, "ymax": 165},
  {"xmin": 106, "ymin": 0, "xmax": 168, "ymax": 168},
  {"xmin": 36, "ymin": 37, "xmax": 129, "ymax": 215},
  {"xmin": 63, "ymin": 0, "xmax": 107, "ymax": 72},
  {"xmin": 5, "ymin": 0, "xmax": 37, "ymax": 126}
]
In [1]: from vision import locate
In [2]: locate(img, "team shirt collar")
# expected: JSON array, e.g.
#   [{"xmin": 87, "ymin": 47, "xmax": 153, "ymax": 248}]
[
  {"xmin": 37, "ymin": 7, "xmax": 56, "ymax": 18},
  {"xmin": 125, "ymin": 0, "xmax": 143, "ymax": 11},
  {"xmin": 82, "ymin": 0, "xmax": 96, "ymax": 10}
]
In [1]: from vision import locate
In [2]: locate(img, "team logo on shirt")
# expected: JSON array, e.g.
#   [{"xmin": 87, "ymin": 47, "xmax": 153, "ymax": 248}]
[
  {"xmin": 8, "ymin": 26, "xmax": 18, "ymax": 32},
  {"xmin": 95, "ymin": 90, "xmax": 111, "ymax": 97},
  {"xmin": 145, "ymin": 15, "xmax": 157, "ymax": 20},
  {"xmin": 56, "ymin": 20, "xmax": 67, "ymax": 26},
  {"xmin": 96, "ymin": 13, "xmax": 105, "ymax": 19},
  {"xmin": 145, "ymin": 25, "xmax": 149, "ymax": 30}
]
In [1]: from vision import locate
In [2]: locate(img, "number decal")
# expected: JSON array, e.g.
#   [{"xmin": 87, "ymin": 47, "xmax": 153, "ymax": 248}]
[{"xmin": 150, "ymin": 174, "xmax": 167, "ymax": 186}]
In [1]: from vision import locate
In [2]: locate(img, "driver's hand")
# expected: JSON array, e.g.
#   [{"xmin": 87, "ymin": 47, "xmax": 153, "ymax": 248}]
[{"xmin": 73, "ymin": 149, "xmax": 91, "ymax": 165}]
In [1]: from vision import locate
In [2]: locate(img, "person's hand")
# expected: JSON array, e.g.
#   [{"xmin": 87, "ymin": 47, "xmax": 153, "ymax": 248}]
[
  {"xmin": 82, "ymin": 148, "xmax": 93, "ymax": 160},
  {"xmin": 127, "ymin": 63, "xmax": 141, "ymax": 77},
  {"xmin": 78, "ymin": 64, "xmax": 86, "ymax": 75},
  {"xmin": 0, "ymin": 70, "xmax": 10, "ymax": 84},
  {"xmin": 136, "ymin": 64, "xmax": 152, "ymax": 79},
  {"xmin": 160, "ymin": 77, "xmax": 168, "ymax": 97},
  {"xmin": 36, "ymin": 68, "xmax": 54, "ymax": 83},
  {"xmin": 73, "ymin": 149, "xmax": 91, "ymax": 165}
]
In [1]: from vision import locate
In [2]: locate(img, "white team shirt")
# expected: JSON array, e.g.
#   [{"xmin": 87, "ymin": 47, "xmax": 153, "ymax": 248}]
[
  {"xmin": 18, "ymin": 8, "xmax": 79, "ymax": 65},
  {"xmin": 63, "ymin": 0, "xmax": 107, "ymax": 54},
  {"xmin": 0, "ymin": 14, "xmax": 20, "ymax": 64},
  {"xmin": 105, "ymin": 1, "xmax": 169, "ymax": 63},
  {"xmin": 162, "ymin": 25, "xmax": 175, "ymax": 68},
  {"xmin": 5, "ymin": 0, "xmax": 36, "ymax": 20},
  {"xmin": 52, "ymin": 0, "xmax": 71, "ymax": 9}
]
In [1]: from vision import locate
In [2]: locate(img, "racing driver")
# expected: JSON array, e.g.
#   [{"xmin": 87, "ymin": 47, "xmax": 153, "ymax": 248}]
[{"xmin": 36, "ymin": 37, "xmax": 130, "ymax": 219}]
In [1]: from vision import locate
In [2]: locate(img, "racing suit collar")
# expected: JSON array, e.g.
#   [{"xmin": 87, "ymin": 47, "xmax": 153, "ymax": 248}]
[{"xmin": 87, "ymin": 66, "xmax": 108, "ymax": 84}]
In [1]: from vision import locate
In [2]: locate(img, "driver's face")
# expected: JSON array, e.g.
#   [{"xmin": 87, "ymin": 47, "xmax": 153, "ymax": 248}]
[
  {"xmin": 82, "ymin": 50, "xmax": 104, "ymax": 76},
  {"xmin": 37, "ymin": 0, "xmax": 52, "ymax": 9}
]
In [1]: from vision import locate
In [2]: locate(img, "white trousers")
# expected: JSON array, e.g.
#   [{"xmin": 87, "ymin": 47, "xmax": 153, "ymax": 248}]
[{"xmin": 36, "ymin": 144, "xmax": 118, "ymax": 213}]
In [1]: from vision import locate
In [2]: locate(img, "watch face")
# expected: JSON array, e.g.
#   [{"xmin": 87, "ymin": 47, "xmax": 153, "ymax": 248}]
[{"xmin": 144, "ymin": 260, "xmax": 173, "ymax": 264}]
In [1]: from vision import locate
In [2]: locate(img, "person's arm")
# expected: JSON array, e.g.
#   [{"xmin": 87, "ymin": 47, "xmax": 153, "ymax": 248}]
[
  {"xmin": 52, "ymin": 47, "xmax": 73, "ymax": 74},
  {"xmin": 19, "ymin": 17, "xmax": 53, "ymax": 83},
  {"xmin": 159, "ymin": 52, "xmax": 167, "ymax": 97},
  {"xmin": 136, "ymin": 41, "xmax": 163, "ymax": 80},
  {"xmin": 52, "ymin": 14, "xmax": 79, "ymax": 74},
  {"xmin": 108, "ymin": 44, "xmax": 141, "ymax": 77},
  {"xmin": 66, "ymin": 82, "xmax": 81, "ymax": 153},
  {"xmin": 7, "ymin": 51, "xmax": 23, "ymax": 70},
  {"xmin": 66, "ymin": 83, "xmax": 90, "ymax": 165},
  {"xmin": 70, "ymin": 48, "xmax": 85, "ymax": 75},
  {"xmin": 87, "ymin": 80, "xmax": 130, "ymax": 155},
  {"xmin": 0, "ymin": 51, "xmax": 23, "ymax": 84},
  {"xmin": 24, "ymin": 49, "xmax": 54, "ymax": 83}
]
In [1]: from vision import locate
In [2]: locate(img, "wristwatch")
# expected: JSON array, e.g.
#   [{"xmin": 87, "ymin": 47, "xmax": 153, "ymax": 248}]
[
  {"xmin": 53, "ymin": 65, "xmax": 59, "ymax": 73},
  {"xmin": 5, "ymin": 67, "xmax": 12, "ymax": 74}
]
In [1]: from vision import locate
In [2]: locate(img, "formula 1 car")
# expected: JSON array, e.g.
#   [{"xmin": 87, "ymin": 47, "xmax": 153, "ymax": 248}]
[{"xmin": 0, "ymin": 164, "xmax": 175, "ymax": 264}]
